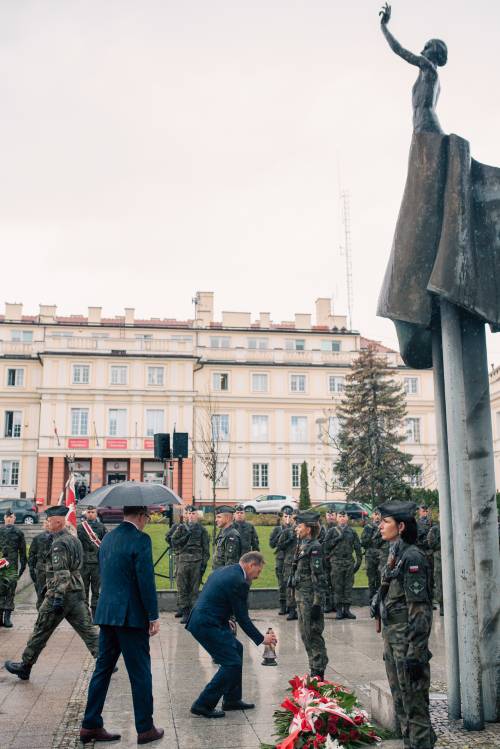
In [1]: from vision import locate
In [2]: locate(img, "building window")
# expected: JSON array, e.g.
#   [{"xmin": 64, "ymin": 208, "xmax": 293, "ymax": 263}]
[
  {"xmin": 248, "ymin": 338, "xmax": 269, "ymax": 350},
  {"xmin": 109, "ymin": 409, "xmax": 127, "ymax": 437},
  {"xmin": 110, "ymin": 366, "xmax": 128, "ymax": 385},
  {"xmin": 291, "ymin": 416, "xmax": 307, "ymax": 442},
  {"xmin": 147, "ymin": 367, "xmax": 164, "ymax": 386},
  {"xmin": 290, "ymin": 374, "xmax": 306, "ymax": 392},
  {"xmin": 409, "ymin": 465, "xmax": 423, "ymax": 487},
  {"xmin": 212, "ymin": 372, "xmax": 229, "ymax": 391},
  {"xmin": 404, "ymin": 377, "xmax": 419, "ymax": 395},
  {"xmin": 321, "ymin": 340, "xmax": 341, "ymax": 352},
  {"xmin": 73, "ymin": 365, "xmax": 90, "ymax": 384},
  {"xmin": 211, "ymin": 414, "xmax": 229, "ymax": 442},
  {"xmin": 146, "ymin": 409, "xmax": 164, "ymax": 437},
  {"xmin": 252, "ymin": 463, "xmax": 269, "ymax": 488},
  {"xmin": 4, "ymin": 411, "xmax": 22, "ymax": 438},
  {"xmin": 405, "ymin": 417, "xmax": 421, "ymax": 444},
  {"xmin": 1, "ymin": 460, "xmax": 19, "ymax": 486},
  {"xmin": 7, "ymin": 368, "xmax": 24, "ymax": 387},
  {"xmin": 285, "ymin": 339, "xmax": 305, "ymax": 351},
  {"xmin": 329, "ymin": 376, "xmax": 345, "ymax": 393},
  {"xmin": 251, "ymin": 373, "xmax": 268, "ymax": 393},
  {"xmin": 215, "ymin": 462, "xmax": 229, "ymax": 489},
  {"xmin": 71, "ymin": 408, "xmax": 89, "ymax": 436},
  {"xmin": 292, "ymin": 463, "xmax": 300, "ymax": 489},
  {"xmin": 11, "ymin": 330, "xmax": 33, "ymax": 343},
  {"xmin": 327, "ymin": 416, "xmax": 340, "ymax": 441},
  {"xmin": 210, "ymin": 336, "xmax": 230, "ymax": 349},
  {"xmin": 252, "ymin": 415, "xmax": 269, "ymax": 442}
]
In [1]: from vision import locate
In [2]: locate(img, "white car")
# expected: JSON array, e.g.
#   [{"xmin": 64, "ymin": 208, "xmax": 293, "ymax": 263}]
[{"xmin": 243, "ymin": 494, "xmax": 298, "ymax": 514}]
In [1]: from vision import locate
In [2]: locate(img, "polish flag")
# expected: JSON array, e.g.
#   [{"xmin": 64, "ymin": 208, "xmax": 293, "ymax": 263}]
[{"xmin": 59, "ymin": 471, "xmax": 77, "ymax": 530}]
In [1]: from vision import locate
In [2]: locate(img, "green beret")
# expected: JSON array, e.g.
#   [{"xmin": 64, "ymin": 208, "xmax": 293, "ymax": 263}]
[
  {"xmin": 296, "ymin": 511, "xmax": 320, "ymax": 525},
  {"xmin": 183, "ymin": 505, "xmax": 194, "ymax": 513},
  {"xmin": 325, "ymin": 504, "xmax": 337, "ymax": 513},
  {"xmin": 378, "ymin": 501, "xmax": 417, "ymax": 522},
  {"xmin": 45, "ymin": 505, "xmax": 70, "ymax": 518},
  {"xmin": 234, "ymin": 504, "xmax": 245, "ymax": 512},
  {"xmin": 215, "ymin": 505, "xmax": 235, "ymax": 515},
  {"xmin": 4, "ymin": 509, "xmax": 14, "ymax": 518},
  {"xmin": 282, "ymin": 508, "xmax": 294, "ymax": 516}
]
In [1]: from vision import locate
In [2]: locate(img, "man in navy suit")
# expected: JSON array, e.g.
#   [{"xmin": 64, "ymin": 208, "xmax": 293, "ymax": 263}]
[
  {"xmin": 187, "ymin": 550, "xmax": 277, "ymax": 718},
  {"xmin": 80, "ymin": 506, "xmax": 164, "ymax": 745}
]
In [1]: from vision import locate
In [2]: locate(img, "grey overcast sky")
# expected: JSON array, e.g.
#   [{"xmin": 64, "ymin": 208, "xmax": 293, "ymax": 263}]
[{"xmin": 1, "ymin": 0, "xmax": 500, "ymax": 362}]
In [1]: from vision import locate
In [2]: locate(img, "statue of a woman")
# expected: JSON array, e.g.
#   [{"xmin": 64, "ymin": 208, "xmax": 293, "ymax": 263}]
[{"xmin": 380, "ymin": 3, "xmax": 447, "ymax": 134}]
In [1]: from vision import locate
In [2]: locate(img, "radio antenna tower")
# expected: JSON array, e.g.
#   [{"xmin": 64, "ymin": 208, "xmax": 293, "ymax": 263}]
[{"xmin": 339, "ymin": 188, "xmax": 354, "ymax": 331}]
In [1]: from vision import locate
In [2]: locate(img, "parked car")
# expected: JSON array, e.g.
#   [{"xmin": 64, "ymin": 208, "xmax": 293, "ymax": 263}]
[
  {"xmin": 94, "ymin": 503, "xmax": 169, "ymax": 524},
  {"xmin": 243, "ymin": 494, "xmax": 298, "ymax": 515},
  {"xmin": 316, "ymin": 501, "xmax": 368, "ymax": 521},
  {"xmin": 0, "ymin": 499, "xmax": 39, "ymax": 524}
]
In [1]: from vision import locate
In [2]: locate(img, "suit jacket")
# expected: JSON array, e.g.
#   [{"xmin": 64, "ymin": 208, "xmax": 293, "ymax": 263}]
[
  {"xmin": 187, "ymin": 564, "xmax": 263, "ymax": 646},
  {"xmin": 94, "ymin": 521, "xmax": 158, "ymax": 629}
]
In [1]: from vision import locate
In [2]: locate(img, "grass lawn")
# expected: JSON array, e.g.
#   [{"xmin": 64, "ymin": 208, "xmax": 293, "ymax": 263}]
[{"xmin": 146, "ymin": 524, "xmax": 369, "ymax": 591}]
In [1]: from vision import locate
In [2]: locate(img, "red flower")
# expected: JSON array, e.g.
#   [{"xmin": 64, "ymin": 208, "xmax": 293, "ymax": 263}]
[
  {"xmin": 354, "ymin": 715, "xmax": 364, "ymax": 725},
  {"xmin": 349, "ymin": 729, "xmax": 360, "ymax": 740},
  {"xmin": 339, "ymin": 732, "xmax": 350, "ymax": 743},
  {"xmin": 314, "ymin": 717, "xmax": 325, "ymax": 732},
  {"xmin": 281, "ymin": 698, "xmax": 300, "ymax": 715},
  {"xmin": 289, "ymin": 676, "xmax": 303, "ymax": 691},
  {"xmin": 313, "ymin": 735, "xmax": 326, "ymax": 748}
]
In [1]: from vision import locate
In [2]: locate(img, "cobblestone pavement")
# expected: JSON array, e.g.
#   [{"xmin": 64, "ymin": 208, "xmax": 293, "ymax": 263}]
[{"xmin": 0, "ymin": 585, "xmax": 498, "ymax": 748}]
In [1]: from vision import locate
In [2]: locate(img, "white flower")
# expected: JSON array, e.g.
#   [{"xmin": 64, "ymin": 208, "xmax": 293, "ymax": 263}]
[{"xmin": 325, "ymin": 738, "xmax": 345, "ymax": 749}]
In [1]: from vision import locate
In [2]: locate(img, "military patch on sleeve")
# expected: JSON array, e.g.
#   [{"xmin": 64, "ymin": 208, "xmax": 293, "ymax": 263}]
[
  {"xmin": 409, "ymin": 565, "xmax": 419, "ymax": 573},
  {"xmin": 405, "ymin": 574, "xmax": 426, "ymax": 599}
]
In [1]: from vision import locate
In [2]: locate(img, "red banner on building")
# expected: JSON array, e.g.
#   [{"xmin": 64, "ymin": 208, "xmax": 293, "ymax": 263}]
[
  {"xmin": 67, "ymin": 438, "xmax": 89, "ymax": 449},
  {"xmin": 105, "ymin": 439, "xmax": 128, "ymax": 450},
  {"xmin": 144, "ymin": 439, "xmax": 154, "ymax": 450}
]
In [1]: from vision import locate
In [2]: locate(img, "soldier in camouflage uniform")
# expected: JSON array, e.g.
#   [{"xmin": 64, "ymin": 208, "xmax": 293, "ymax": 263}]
[
  {"xmin": 361, "ymin": 509, "xmax": 382, "ymax": 600},
  {"xmin": 277, "ymin": 511, "xmax": 298, "ymax": 620},
  {"xmin": 426, "ymin": 522, "xmax": 443, "ymax": 616},
  {"xmin": 0, "ymin": 510, "xmax": 27, "ymax": 628},
  {"xmin": 322, "ymin": 506, "xmax": 338, "ymax": 613},
  {"xmin": 270, "ymin": 513, "xmax": 286, "ymax": 615},
  {"xmin": 417, "ymin": 506, "xmax": 434, "ymax": 599},
  {"xmin": 371, "ymin": 501, "xmax": 435, "ymax": 749},
  {"xmin": 212, "ymin": 506, "xmax": 241, "ymax": 569},
  {"xmin": 4, "ymin": 505, "xmax": 98, "ymax": 681},
  {"xmin": 28, "ymin": 519, "xmax": 53, "ymax": 609},
  {"xmin": 233, "ymin": 505, "xmax": 260, "ymax": 555},
  {"xmin": 166, "ymin": 507, "xmax": 186, "ymax": 617},
  {"xmin": 77, "ymin": 507, "xmax": 108, "ymax": 618},
  {"xmin": 289, "ymin": 511, "xmax": 328, "ymax": 679},
  {"xmin": 170, "ymin": 506, "xmax": 210, "ymax": 623},
  {"xmin": 325, "ymin": 511, "xmax": 362, "ymax": 620},
  {"xmin": 373, "ymin": 521, "xmax": 390, "ymax": 577}
]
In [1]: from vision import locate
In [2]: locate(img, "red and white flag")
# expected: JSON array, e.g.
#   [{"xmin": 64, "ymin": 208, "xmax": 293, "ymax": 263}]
[{"xmin": 59, "ymin": 470, "xmax": 77, "ymax": 530}]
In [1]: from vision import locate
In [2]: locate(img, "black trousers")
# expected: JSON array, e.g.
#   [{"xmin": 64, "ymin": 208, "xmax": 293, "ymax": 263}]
[
  {"xmin": 82, "ymin": 625, "xmax": 153, "ymax": 734},
  {"xmin": 190, "ymin": 623, "xmax": 243, "ymax": 709}
]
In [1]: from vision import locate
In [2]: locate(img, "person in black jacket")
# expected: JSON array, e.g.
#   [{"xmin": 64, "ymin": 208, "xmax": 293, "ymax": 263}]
[{"xmin": 186, "ymin": 551, "xmax": 277, "ymax": 719}]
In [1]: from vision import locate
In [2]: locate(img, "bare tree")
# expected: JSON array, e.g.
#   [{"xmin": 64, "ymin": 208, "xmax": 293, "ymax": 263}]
[{"xmin": 191, "ymin": 394, "xmax": 230, "ymax": 544}]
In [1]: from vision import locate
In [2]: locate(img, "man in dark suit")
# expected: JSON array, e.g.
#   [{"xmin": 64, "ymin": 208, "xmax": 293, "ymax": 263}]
[
  {"xmin": 80, "ymin": 506, "xmax": 164, "ymax": 745},
  {"xmin": 187, "ymin": 551, "xmax": 277, "ymax": 718}
]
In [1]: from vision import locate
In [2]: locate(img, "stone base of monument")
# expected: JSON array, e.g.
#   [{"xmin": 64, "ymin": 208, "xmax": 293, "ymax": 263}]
[{"xmin": 370, "ymin": 680, "xmax": 401, "ymax": 737}]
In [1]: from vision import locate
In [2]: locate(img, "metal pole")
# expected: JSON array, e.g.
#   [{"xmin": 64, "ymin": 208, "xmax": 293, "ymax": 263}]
[
  {"xmin": 461, "ymin": 313, "xmax": 500, "ymax": 722},
  {"xmin": 440, "ymin": 299, "xmax": 484, "ymax": 730},
  {"xmin": 431, "ymin": 323, "xmax": 461, "ymax": 720}
]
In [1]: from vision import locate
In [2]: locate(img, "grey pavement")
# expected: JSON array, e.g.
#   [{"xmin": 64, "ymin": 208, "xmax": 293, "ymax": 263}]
[{"xmin": 0, "ymin": 585, "xmax": 498, "ymax": 748}]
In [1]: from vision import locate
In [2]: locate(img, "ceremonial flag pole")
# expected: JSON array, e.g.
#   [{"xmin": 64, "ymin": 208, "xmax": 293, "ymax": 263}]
[{"xmin": 59, "ymin": 453, "xmax": 77, "ymax": 533}]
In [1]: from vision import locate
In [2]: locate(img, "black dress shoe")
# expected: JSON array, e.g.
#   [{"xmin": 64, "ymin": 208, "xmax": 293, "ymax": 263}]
[
  {"xmin": 5, "ymin": 660, "xmax": 32, "ymax": 680},
  {"xmin": 80, "ymin": 727, "xmax": 121, "ymax": 744},
  {"xmin": 222, "ymin": 700, "xmax": 255, "ymax": 711},
  {"xmin": 190, "ymin": 703, "xmax": 225, "ymax": 718}
]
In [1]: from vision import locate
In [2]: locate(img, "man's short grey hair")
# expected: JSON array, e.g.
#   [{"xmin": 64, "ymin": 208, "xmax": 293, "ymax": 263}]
[{"xmin": 240, "ymin": 551, "xmax": 265, "ymax": 566}]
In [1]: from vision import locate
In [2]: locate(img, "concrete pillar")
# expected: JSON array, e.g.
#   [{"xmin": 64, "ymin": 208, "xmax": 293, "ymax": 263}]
[
  {"xmin": 461, "ymin": 314, "xmax": 500, "ymax": 722},
  {"xmin": 50, "ymin": 457, "xmax": 66, "ymax": 504},
  {"xmin": 431, "ymin": 326, "xmax": 461, "ymax": 720},
  {"xmin": 130, "ymin": 458, "xmax": 141, "ymax": 482},
  {"xmin": 35, "ymin": 456, "xmax": 50, "ymax": 507},
  {"xmin": 91, "ymin": 457, "xmax": 104, "ymax": 491},
  {"xmin": 440, "ymin": 300, "xmax": 484, "ymax": 730}
]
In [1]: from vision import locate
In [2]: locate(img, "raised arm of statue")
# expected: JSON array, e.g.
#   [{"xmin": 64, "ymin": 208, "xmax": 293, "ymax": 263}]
[{"xmin": 379, "ymin": 3, "xmax": 434, "ymax": 70}]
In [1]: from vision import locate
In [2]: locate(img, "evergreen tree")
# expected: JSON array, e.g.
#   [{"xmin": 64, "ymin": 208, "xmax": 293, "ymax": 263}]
[
  {"xmin": 299, "ymin": 461, "xmax": 311, "ymax": 510},
  {"xmin": 333, "ymin": 345, "xmax": 417, "ymax": 507}
]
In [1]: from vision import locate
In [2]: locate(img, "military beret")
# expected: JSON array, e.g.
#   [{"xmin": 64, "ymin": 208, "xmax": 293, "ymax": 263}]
[
  {"xmin": 378, "ymin": 500, "xmax": 417, "ymax": 522},
  {"xmin": 215, "ymin": 505, "xmax": 235, "ymax": 515},
  {"xmin": 296, "ymin": 511, "xmax": 320, "ymax": 525},
  {"xmin": 325, "ymin": 504, "xmax": 337, "ymax": 513},
  {"xmin": 4, "ymin": 509, "xmax": 14, "ymax": 518},
  {"xmin": 419, "ymin": 504, "xmax": 428, "ymax": 510},
  {"xmin": 282, "ymin": 508, "xmax": 294, "ymax": 516},
  {"xmin": 337, "ymin": 510, "xmax": 347, "ymax": 517},
  {"xmin": 234, "ymin": 504, "xmax": 245, "ymax": 512},
  {"xmin": 45, "ymin": 505, "xmax": 70, "ymax": 518},
  {"xmin": 183, "ymin": 505, "xmax": 194, "ymax": 513}
]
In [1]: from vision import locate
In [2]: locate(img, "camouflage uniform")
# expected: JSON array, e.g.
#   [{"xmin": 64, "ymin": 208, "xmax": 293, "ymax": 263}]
[
  {"xmin": 28, "ymin": 529, "xmax": 53, "ymax": 609},
  {"xmin": 373, "ymin": 525, "xmax": 390, "ymax": 576},
  {"xmin": 325, "ymin": 524, "xmax": 362, "ymax": 616},
  {"xmin": 170, "ymin": 521, "xmax": 210, "ymax": 615},
  {"xmin": 21, "ymin": 528, "xmax": 98, "ymax": 665},
  {"xmin": 77, "ymin": 518, "xmax": 107, "ymax": 615},
  {"xmin": 233, "ymin": 519, "xmax": 260, "ymax": 555},
  {"xmin": 417, "ymin": 516, "xmax": 434, "ymax": 596},
  {"xmin": 361, "ymin": 521, "xmax": 381, "ymax": 599},
  {"xmin": 166, "ymin": 520, "xmax": 183, "ymax": 613},
  {"xmin": 322, "ymin": 521, "xmax": 338, "ymax": 612},
  {"xmin": 270, "ymin": 522, "xmax": 286, "ymax": 612},
  {"xmin": 426, "ymin": 524, "xmax": 443, "ymax": 615},
  {"xmin": 212, "ymin": 524, "xmax": 241, "ymax": 569},
  {"xmin": 380, "ymin": 541, "xmax": 435, "ymax": 749},
  {"xmin": 293, "ymin": 537, "xmax": 328, "ymax": 676},
  {"xmin": 0, "ymin": 524, "xmax": 27, "ymax": 615},
  {"xmin": 278, "ymin": 525, "xmax": 297, "ymax": 617}
]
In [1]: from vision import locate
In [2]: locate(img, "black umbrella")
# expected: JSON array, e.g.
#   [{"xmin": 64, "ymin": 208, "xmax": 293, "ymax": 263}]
[{"xmin": 78, "ymin": 481, "xmax": 182, "ymax": 508}]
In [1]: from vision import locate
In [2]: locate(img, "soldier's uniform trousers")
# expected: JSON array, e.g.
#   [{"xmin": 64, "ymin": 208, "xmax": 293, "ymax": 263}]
[
  {"xmin": 365, "ymin": 550, "xmax": 381, "ymax": 599},
  {"xmin": 0, "ymin": 568, "xmax": 18, "ymax": 611},
  {"xmin": 383, "ymin": 619, "xmax": 436, "ymax": 749},
  {"xmin": 282, "ymin": 559, "xmax": 295, "ymax": 612},
  {"xmin": 295, "ymin": 589, "xmax": 328, "ymax": 675},
  {"xmin": 22, "ymin": 593, "xmax": 99, "ymax": 665},
  {"xmin": 331, "ymin": 559, "xmax": 355, "ymax": 607},
  {"xmin": 276, "ymin": 558, "xmax": 286, "ymax": 607},
  {"xmin": 176, "ymin": 560, "xmax": 203, "ymax": 610},
  {"xmin": 82, "ymin": 563, "xmax": 101, "ymax": 614}
]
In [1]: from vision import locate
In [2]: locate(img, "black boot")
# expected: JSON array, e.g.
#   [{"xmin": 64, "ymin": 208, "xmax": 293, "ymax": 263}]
[
  {"xmin": 335, "ymin": 606, "xmax": 345, "ymax": 620},
  {"xmin": 278, "ymin": 602, "xmax": 287, "ymax": 615},
  {"xmin": 344, "ymin": 606, "xmax": 356, "ymax": 620},
  {"xmin": 180, "ymin": 607, "xmax": 190, "ymax": 624},
  {"xmin": 3, "ymin": 610, "xmax": 13, "ymax": 628},
  {"xmin": 286, "ymin": 607, "xmax": 298, "ymax": 621},
  {"xmin": 174, "ymin": 609, "xmax": 183, "ymax": 618},
  {"xmin": 311, "ymin": 671, "xmax": 324, "ymax": 681},
  {"xmin": 5, "ymin": 660, "xmax": 32, "ymax": 680},
  {"xmin": 0, "ymin": 609, "xmax": 4, "ymax": 626}
]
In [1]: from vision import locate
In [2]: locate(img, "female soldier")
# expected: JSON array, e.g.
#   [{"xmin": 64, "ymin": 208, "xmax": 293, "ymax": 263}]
[{"xmin": 375, "ymin": 501, "xmax": 435, "ymax": 749}]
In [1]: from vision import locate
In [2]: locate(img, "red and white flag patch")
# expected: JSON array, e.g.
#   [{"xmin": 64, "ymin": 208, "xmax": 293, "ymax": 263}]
[{"xmin": 409, "ymin": 565, "xmax": 420, "ymax": 573}]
